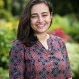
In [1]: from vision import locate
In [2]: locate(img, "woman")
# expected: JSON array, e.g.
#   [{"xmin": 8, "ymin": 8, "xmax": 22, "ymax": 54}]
[{"xmin": 9, "ymin": 0, "xmax": 72, "ymax": 79}]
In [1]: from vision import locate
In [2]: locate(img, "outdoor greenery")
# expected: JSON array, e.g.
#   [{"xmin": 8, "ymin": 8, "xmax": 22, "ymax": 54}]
[
  {"xmin": 0, "ymin": 0, "xmax": 79, "ymax": 79},
  {"xmin": 0, "ymin": 18, "xmax": 18, "ymax": 79},
  {"xmin": 0, "ymin": 14, "xmax": 79, "ymax": 79},
  {"xmin": 48, "ymin": 14, "xmax": 79, "ymax": 43}
]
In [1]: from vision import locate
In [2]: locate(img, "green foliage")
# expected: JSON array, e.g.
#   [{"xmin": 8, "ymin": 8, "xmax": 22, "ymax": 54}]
[
  {"xmin": 0, "ymin": 67, "xmax": 9, "ymax": 79},
  {"xmin": 0, "ymin": 13, "xmax": 79, "ymax": 79},
  {"xmin": 49, "ymin": 0, "xmax": 79, "ymax": 16},
  {"xmin": 0, "ymin": 19, "xmax": 17, "ymax": 78},
  {"xmin": 1, "ymin": 0, "xmax": 12, "ymax": 11},
  {"xmin": 0, "ymin": 20, "xmax": 17, "ymax": 69},
  {"xmin": 0, "ymin": 9, "xmax": 14, "ymax": 21},
  {"xmin": 0, "ymin": 0, "xmax": 4, "ymax": 8},
  {"xmin": 11, "ymin": 0, "xmax": 29, "ymax": 16},
  {"xmin": 65, "ymin": 14, "xmax": 79, "ymax": 42},
  {"xmin": 66, "ymin": 43, "xmax": 79, "ymax": 79},
  {"xmin": 48, "ymin": 14, "xmax": 79, "ymax": 43}
]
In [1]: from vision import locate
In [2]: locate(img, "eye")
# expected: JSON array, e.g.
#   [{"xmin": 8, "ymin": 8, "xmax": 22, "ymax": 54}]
[
  {"xmin": 31, "ymin": 16, "xmax": 37, "ymax": 18},
  {"xmin": 43, "ymin": 15, "xmax": 47, "ymax": 17}
]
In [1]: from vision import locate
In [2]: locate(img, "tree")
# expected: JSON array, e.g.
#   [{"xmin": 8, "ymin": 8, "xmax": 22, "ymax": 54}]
[
  {"xmin": 49, "ymin": 0, "xmax": 79, "ymax": 16},
  {"xmin": 11, "ymin": 0, "xmax": 29, "ymax": 16}
]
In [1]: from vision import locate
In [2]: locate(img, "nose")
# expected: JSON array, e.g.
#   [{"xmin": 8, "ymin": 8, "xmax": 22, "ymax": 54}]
[{"xmin": 37, "ymin": 16, "xmax": 43, "ymax": 23}]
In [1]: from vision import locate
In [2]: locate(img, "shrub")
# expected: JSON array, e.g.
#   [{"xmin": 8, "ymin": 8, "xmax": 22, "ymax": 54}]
[
  {"xmin": 49, "ymin": 28, "xmax": 72, "ymax": 41},
  {"xmin": 66, "ymin": 43, "xmax": 79, "ymax": 79},
  {"xmin": 0, "ymin": 9, "xmax": 14, "ymax": 21},
  {"xmin": 47, "ymin": 14, "xmax": 79, "ymax": 43},
  {"xmin": 0, "ymin": 20, "xmax": 17, "ymax": 69},
  {"xmin": 0, "ymin": 14, "xmax": 79, "ymax": 79}
]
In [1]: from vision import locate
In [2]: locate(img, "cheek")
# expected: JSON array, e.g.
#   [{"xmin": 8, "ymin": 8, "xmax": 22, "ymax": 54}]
[
  {"xmin": 46, "ymin": 17, "xmax": 51, "ymax": 23},
  {"xmin": 30, "ymin": 19, "xmax": 37, "ymax": 25}
]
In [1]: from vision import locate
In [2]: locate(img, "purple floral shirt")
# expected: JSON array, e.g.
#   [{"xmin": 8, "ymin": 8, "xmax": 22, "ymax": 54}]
[{"xmin": 9, "ymin": 34, "xmax": 72, "ymax": 79}]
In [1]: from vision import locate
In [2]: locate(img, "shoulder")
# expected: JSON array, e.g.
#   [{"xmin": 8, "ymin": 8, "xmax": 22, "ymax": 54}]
[
  {"xmin": 50, "ymin": 34, "xmax": 63, "ymax": 41},
  {"xmin": 12, "ymin": 40, "xmax": 26, "ymax": 48},
  {"xmin": 13, "ymin": 40, "xmax": 22, "ymax": 45},
  {"xmin": 10, "ymin": 40, "xmax": 26, "ymax": 53},
  {"xmin": 50, "ymin": 34, "xmax": 66, "ymax": 47},
  {"xmin": 9, "ymin": 40, "xmax": 27, "ymax": 56}
]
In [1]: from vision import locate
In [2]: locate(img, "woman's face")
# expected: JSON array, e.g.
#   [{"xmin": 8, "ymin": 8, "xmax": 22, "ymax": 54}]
[{"xmin": 30, "ymin": 3, "xmax": 52, "ymax": 34}]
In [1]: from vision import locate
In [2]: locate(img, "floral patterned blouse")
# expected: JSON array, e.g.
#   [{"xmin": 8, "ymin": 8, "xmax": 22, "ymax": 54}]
[{"xmin": 9, "ymin": 34, "xmax": 72, "ymax": 79}]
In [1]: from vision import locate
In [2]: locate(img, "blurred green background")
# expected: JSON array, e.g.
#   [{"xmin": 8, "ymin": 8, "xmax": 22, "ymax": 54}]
[{"xmin": 0, "ymin": 0, "xmax": 79, "ymax": 79}]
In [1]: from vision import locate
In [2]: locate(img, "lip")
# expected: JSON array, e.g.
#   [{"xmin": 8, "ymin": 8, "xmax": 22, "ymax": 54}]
[{"xmin": 36, "ymin": 24, "xmax": 46, "ymax": 28}]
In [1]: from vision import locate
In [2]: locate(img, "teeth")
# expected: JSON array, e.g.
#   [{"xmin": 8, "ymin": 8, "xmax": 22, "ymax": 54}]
[{"xmin": 37, "ymin": 25, "xmax": 44, "ymax": 27}]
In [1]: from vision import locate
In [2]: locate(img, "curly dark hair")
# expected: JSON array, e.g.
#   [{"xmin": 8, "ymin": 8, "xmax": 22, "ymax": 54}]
[{"xmin": 17, "ymin": 0, "xmax": 53, "ymax": 47}]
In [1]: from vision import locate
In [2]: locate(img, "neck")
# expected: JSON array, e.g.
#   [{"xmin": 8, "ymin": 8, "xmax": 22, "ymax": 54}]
[{"xmin": 35, "ymin": 32, "xmax": 49, "ymax": 41}]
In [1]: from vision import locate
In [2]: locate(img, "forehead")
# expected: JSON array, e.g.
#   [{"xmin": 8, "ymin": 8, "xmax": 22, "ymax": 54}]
[{"xmin": 31, "ymin": 3, "xmax": 49, "ymax": 14}]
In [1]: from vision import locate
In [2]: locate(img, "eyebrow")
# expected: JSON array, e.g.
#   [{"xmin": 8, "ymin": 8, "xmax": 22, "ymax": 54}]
[{"xmin": 31, "ymin": 12, "xmax": 48, "ymax": 16}]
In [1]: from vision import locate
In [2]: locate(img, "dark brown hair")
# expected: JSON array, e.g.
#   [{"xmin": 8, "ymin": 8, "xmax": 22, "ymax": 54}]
[{"xmin": 17, "ymin": 0, "xmax": 53, "ymax": 47}]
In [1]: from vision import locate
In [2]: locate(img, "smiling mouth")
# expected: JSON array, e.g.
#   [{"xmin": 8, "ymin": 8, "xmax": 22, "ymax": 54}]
[{"xmin": 36, "ymin": 24, "xmax": 46, "ymax": 27}]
